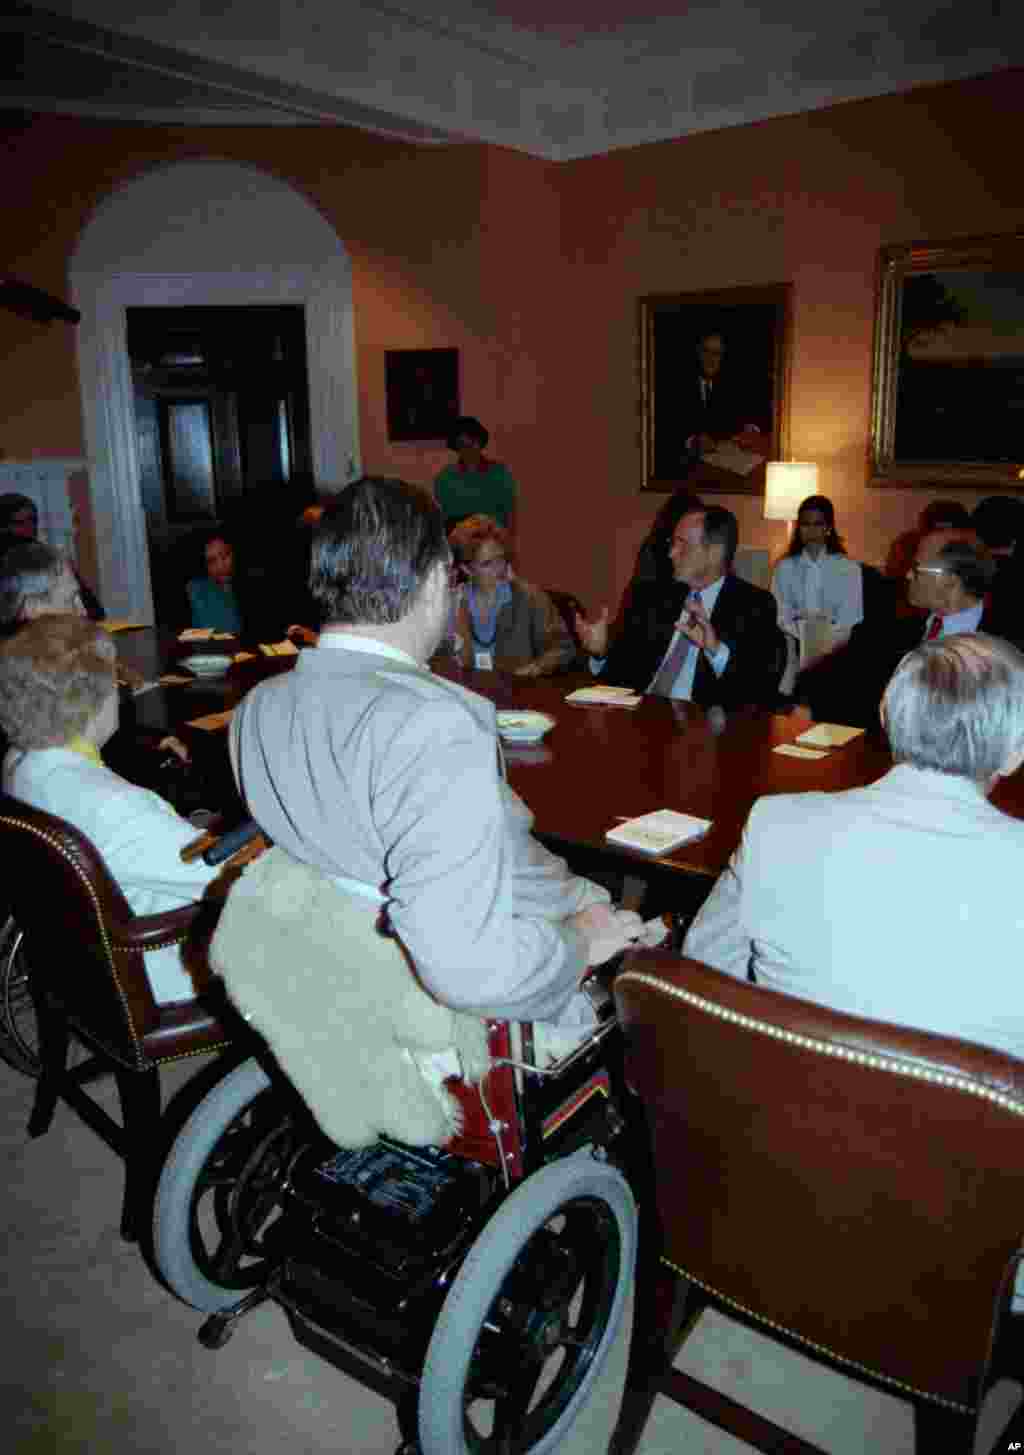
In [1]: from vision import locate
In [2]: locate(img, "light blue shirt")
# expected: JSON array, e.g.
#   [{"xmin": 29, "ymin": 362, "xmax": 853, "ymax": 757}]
[
  {"xmin": 926, "ymin": 601, "xmax": 985, "ymax": 639},
  {"xmin": 655, "ymin": 575, "xmax": 731, "ymax": 700}
]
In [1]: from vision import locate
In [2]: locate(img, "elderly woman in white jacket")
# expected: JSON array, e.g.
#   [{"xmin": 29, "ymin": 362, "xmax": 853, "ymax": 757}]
[{"xmin": 0, "ymin": 614, "xmax": 219, "ymax": 1003}]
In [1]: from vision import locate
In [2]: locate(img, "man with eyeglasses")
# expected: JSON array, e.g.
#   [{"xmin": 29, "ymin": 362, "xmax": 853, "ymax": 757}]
[{"xmin": 803, "ymin": 528, "xmax": 1021, "ymax": 727}]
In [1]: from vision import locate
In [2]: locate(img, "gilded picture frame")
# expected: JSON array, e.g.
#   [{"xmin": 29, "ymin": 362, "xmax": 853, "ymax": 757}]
[
  {"xmin": 870, "ymin": 232, "xmax": 1024, "ymax": 487},
  {"xmin": 639, "ymin": 284, "xmax": 791, "ymax": 496}
]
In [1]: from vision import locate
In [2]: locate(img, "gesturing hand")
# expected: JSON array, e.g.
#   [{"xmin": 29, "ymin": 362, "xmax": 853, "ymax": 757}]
[
  {"xmin": 573, "ymin": 606, "xmax": 610, "ymax": 658},
  {"xmin": 680, "ymin": 596, "xmax": 720, "ymax": 656}
]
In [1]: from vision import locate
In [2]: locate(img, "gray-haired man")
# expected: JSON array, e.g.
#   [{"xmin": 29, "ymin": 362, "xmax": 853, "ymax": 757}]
[{"xmin": 685, "ymin": 633, "xmax": 1024, "ymax": 1059}]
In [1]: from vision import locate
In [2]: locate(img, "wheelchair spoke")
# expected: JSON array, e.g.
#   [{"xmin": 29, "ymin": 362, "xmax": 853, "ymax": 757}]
[{"xmin": 490, "ymin": 1355, "xmax": 547, "ymax": 1452}]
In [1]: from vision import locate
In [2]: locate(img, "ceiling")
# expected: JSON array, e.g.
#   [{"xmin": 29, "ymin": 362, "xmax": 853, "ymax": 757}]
[{"xmin": 3, "ymin": 0, "xmax": 1023, "ymax": 160}]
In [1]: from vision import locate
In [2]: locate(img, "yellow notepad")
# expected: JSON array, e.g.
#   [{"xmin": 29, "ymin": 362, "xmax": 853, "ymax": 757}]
[
  {"xmin": 102, "ymin": 619, "xmax": 148, "ymax": 633},
  {"xmin": 795, "ymin": 723, "xmax": 864, "ymax": 749},
  {"xmin": 186, "ymin": 709, "xmax": 235, "ymax": 732},
  {"xmin": 259, "ymin": 640, "xmax": 300, "ymax": 657},
  {"xmin": 566, "ymin": 686, "xmax": 642, "ymax": 708}
]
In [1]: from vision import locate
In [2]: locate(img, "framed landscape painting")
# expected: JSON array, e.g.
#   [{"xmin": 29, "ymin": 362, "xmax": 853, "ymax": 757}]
[
  {"xmin": 870, "ymin": 233, "xmax": 1024, "ymax": 487},
  {"xmin": 639, "ymin": 284, "xmax": 791, "ymax": 496}
]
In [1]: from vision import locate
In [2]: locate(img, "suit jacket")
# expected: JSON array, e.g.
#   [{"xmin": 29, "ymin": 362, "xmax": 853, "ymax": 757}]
[
  {"xmin": 801, "ymin": 595, "xmax": 1023, "ymax": 728},
  {"xmin": 230, "ymin": 642, "xmax": 609, "ymax": 1023},
  {"xmin": 600, "ymin": 572, "xmax": 784, "ymax": 709},
  {"xmin": 655, "ymin": 370, "xmax": 745, "ymax": 478},
  {"xmin": 684, "ymin": 764, "xmax": 1024, "ymax": 1059}
]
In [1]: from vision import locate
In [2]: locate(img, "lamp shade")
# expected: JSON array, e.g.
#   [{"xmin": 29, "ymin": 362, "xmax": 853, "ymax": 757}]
[{"xmin": 764, "ymin": 462, "xmax": 819, "ymax": 521}]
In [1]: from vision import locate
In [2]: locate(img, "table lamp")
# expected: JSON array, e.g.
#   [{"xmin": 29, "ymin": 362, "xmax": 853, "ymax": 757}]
[{"xmin": 764, "ymin": 462, "xmax": 819, "ymax": 547}]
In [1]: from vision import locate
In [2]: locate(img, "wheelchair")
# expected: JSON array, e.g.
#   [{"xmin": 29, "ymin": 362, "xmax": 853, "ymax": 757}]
[{"xmin": 151, "ymin": 969, "xmax": 640, "ymax": 1455}]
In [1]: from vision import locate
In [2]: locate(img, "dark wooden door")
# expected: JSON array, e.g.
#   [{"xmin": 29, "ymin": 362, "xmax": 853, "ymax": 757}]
[{"xmin": 128, "ymin": 305, "xmax": 314, "ymax": 625}]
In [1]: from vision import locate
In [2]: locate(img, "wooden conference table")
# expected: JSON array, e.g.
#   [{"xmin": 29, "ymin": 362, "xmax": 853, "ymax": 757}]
[{"xmin": 113, "ymin": 628, "xmax": 1024, "ymax": 893}]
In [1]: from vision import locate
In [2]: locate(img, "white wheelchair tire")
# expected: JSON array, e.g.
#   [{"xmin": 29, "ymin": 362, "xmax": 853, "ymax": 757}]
[
  {"xmin": 152, "ymin": 1057, "xmax": 275, "ymax": 1313},
  {"xmin": 418, "ymin": 1156, "xmax": 637, "ymax": 1455}
]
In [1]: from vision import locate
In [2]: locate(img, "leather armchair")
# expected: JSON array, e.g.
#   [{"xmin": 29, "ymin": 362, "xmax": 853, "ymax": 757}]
[
  {"xmin": 611, "ymin": 951, "xmax": 1024, "ymax": 1453},
  {"xmin": 0, "ymin": 792, "xmax": 231, "ymax": 1239}
]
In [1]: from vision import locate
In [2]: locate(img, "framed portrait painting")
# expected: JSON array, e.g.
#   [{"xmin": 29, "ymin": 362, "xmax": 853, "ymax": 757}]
[
  {"xmin": 639, "ymin": 284, "xmax": 791, "ymax": 495},
  {"xmin": 385, "ymin": 347, "xmax": 460, "ymax": 443},
  {"xmin": 870, "ymin": 233, "xmax": 1024, "ymax": 486}
]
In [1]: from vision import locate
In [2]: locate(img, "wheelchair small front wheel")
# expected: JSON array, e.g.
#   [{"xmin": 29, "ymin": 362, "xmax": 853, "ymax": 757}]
[
  {"xmin": 153, "ymin": 1058, "xmax": 295, "ymax": 1312},
  {"xmin": 418, "ymin": 1156, "xmax": 636, "ymax": 1455}
]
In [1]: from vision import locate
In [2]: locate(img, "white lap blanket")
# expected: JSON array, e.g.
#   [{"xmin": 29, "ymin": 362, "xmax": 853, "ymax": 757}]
[{"xmin": 210, "ymin": 846, "xmax": 490, "ymax": 1148}]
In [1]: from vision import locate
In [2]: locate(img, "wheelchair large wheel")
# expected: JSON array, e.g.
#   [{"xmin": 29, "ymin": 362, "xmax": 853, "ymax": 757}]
[
  {"xmin": 153, "ymin": 1058, "xmax": 297, "ymax": 1313},
  {"xmin": 0, "ymin": 916, "xmax": 41, "ymax": 1078},
  {"xmin": 418, "ymin": 1156, "xmax": 636, "ymax": 1455}
]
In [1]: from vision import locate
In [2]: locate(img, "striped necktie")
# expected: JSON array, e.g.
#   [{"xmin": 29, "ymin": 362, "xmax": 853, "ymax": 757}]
[
  {"xmin": 649, "ymin": 593, "xmax": 699, "ymax": 698},
  {"xmin": 924, "ymin": 615, "xmax": 943, "ymax": 641}
]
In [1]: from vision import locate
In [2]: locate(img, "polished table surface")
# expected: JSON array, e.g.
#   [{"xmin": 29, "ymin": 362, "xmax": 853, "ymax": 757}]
[{"xmin": 112, "ymin": 629, "xmax": 1024, "ymax": 883}]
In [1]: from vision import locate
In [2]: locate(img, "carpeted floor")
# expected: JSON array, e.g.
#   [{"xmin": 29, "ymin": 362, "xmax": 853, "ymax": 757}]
[{"xmin": 2, "ymin": 1053, "xmax": 1020, "ymax": 1454}]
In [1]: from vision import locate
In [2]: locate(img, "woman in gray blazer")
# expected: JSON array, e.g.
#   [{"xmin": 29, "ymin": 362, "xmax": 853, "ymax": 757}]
[{"xmin": 448, "ymin": 515, "xmax": 576, "ymax": 677}]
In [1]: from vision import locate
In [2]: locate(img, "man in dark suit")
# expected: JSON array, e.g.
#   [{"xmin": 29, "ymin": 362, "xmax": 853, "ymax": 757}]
[
  {"xmin": 656, "ymin": 333, "xmax": 758, "ymax": 479},
  {"xmin": 575, "ymin": 505, "xmax": 784, "ymax": 710},
  {"xmin": 802, "ymin": 528, "xmax": 1019, "ymax": 727}
]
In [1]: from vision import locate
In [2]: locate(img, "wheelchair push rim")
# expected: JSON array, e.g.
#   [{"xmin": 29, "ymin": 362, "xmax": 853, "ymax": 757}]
[
  {"xmin": 418, "ymin": 1156, "xmax": 636, "ymax": 1455},
  {"xmin": 0, "ymin": 916, "xmax": 41, "ymax": 1078},
  {"xmin": 154, "ymin": 1059, "xmax": 297, "ymax": 1311}
]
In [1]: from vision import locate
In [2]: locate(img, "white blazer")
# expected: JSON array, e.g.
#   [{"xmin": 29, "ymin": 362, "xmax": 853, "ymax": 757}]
[
  {"xmin": 684, "ymin": 764, "xmax": 1024, "ymax": 1059},
  {"xmin": 4, "ymin": 748, "xmax": 217, "ymax": 1004}
]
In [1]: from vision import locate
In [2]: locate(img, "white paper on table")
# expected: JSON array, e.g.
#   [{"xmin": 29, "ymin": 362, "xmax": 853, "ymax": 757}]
[
  {"xmin": 565, "ymin": 686, "xmax": 642, "ymax": 708},
  {"xmin": 795, "ymin": 723, "xmax": 864, "ymax": 749},
  {"xmin": 773, "ymin": 743, "xmax": 829, "ymax": 761}
]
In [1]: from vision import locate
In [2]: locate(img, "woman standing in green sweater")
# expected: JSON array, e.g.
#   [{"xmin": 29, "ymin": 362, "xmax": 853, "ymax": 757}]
[{"xmin": 433, "ymin": 417, "xmax": 517, "ymax": 533}]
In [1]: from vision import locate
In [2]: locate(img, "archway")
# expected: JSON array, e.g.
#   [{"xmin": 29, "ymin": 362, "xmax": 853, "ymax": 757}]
[{"xmin": 71, "ymin": 159, "xmax": 359, "ymax": 620}]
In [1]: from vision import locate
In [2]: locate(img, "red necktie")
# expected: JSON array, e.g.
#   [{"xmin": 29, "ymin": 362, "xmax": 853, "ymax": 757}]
[{"xmin": 925, "ymin": 615, "xmax": 942, "ymax": 641}]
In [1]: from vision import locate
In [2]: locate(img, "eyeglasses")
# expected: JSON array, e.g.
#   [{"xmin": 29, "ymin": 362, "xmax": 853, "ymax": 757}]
[{"xmin": 907, "ymin": 564, "xmax": 950, "ymax": 578}]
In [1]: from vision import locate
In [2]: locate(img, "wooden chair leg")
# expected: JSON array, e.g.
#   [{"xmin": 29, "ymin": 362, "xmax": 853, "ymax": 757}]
[
  {"xmin": 913, "ymin": 1397, "xmax": 976, "ymax": 1454},
  {"xmin": 115, "ymin": 1065, "xmax": 162, "ymax": 1242},
  {"xmin": 27, "ymin": 1001, "xmax": 69, "ymax": 1138}
]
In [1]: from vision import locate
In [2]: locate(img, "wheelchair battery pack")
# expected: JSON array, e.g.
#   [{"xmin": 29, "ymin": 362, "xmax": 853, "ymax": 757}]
[
  {"xmin": 280, "ymin": 1140, "xmax": 489, "ymax": 1287},
  {"xmin": 277, "ymin": 1140, "xmax": 493, "ymax": 1364}
]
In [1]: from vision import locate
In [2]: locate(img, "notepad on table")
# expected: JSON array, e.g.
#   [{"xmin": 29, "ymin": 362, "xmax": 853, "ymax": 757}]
[
  {"xmin": 565, "ymin": 685, "xmax": 642, "ymax": 708},
  {"xmin": 102, "ymin": 619, "xmax": 148, "ymax": 634},
  {"xmin": 259, "ymin": 639, "xmax": 300, "ymax": 657},
  {"xmin": 773, "ymin": 743, "xmax": 829, "ymax": 761},
  {"xmin": 795, "ymin": 723, "xmax": 864, "ymax": 749},
  {"xmin": 186, "ymin": 709, "xmax": 235, "ymax": 732},
  {"xmin": 606, "ymin": 809, "xmax": 711, "ymax": 855}
]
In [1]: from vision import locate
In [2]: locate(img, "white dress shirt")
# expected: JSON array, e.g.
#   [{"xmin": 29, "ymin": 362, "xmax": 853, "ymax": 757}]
[{"xmin": 771, "ymin": 551, "xmax": 863, "ymax": 638}]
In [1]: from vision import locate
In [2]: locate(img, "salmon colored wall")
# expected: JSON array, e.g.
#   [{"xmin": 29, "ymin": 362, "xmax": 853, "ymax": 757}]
[
  {"xmin": 3, "ymin": 70, "xmax": 1024, "ymax": 612},
  {"xmin": 1, "ymin": 113, "xmax": 493, "ymax": 500},
  {"xmin": 557, "ymin": 69, "xmax": 1024, "ymax": 600}
]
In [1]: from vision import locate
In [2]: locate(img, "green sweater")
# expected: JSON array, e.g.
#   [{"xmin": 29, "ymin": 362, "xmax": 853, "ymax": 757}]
[{"xmin": 433, "ymin": 458, "xmax": 517, "ymax": 528}]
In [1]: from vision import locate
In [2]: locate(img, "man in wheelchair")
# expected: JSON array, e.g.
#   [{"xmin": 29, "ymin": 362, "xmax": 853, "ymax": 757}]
[{"xmin": 155, "ymin": 476, "xmax": 649, "ymax": 1455}]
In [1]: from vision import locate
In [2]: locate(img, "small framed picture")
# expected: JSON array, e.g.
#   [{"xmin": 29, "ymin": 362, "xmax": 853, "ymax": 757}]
[{"xmin": 385, "ymin": 348, "xmax": 460, "ymax": 442}]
